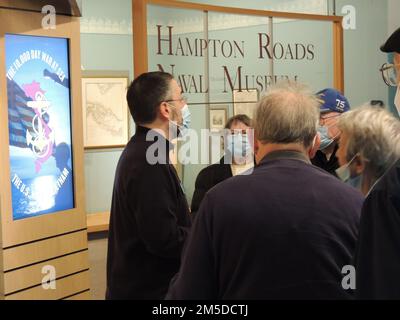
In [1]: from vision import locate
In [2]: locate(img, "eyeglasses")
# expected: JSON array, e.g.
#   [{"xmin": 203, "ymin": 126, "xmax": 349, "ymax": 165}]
[
  {"xmin": 165, "ymin": 95, "xmax": 188, "ymax": 104},
  {"xmin": 230, "ymin": 129, "xmax": 249, "ymax": 135},
  {"xmin": 380, "ymin": 63, "xmax": 399, "ymax": 87}
]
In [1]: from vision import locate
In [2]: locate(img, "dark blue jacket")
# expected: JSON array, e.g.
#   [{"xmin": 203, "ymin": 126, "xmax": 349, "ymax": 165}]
[{"xmin": 167, "ymin": 150, "xmax": 363, "ymax": 300}]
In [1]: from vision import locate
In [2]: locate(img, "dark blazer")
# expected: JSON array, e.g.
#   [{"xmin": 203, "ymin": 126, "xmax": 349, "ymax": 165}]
[
  {"xmin": 106, "ymin": 126, "xmax": 191, "ymax": 300},
  {"xmin": 167, "ymin": 150, "xmax": 364, "ymax": 300},
  {"xmin": 355, "ymin": 159, "xmax": 400, "ymax": 299},
  {"xmin": 191, "ymin": 157, "xmax": 232, "ymax": 217}
]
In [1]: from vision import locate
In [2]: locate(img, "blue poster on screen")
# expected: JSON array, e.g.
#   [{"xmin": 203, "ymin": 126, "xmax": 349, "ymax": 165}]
[{"xmin": 5, "ymin": 34, "xmax": 75, "ymax": 220}]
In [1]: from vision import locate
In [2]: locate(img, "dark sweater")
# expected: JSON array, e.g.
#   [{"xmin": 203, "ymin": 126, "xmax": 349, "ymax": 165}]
[
  {"xmin": 311, "ymin": 144, "xmax": 340, "ymax": 177},
  {"xmin": 191, "ymin": 157, "xmax": 232, "ymax": 218},
  {"xmin": 355, "ymin": 159, "xmax": 400, "ymax": 299},
  {"xmin": 167, "ymin": 150, "xmax": 363, "ymax": 300},
  {"xmin": 106, "ymin": 126, "xmax": 191, "ymax": 300}
]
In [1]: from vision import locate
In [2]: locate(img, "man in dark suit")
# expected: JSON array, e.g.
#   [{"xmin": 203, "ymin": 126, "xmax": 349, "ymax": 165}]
[
  {"xmin": 167, "ymin": 81, "xmax": 363, "ymax": 300},
  {"xmin": 191, "ymin": 114, "xmax": 254, "ymax": 217},
  {"xmin": 106, "ymin": 72, "xmax": 191, "ymax": 299}
]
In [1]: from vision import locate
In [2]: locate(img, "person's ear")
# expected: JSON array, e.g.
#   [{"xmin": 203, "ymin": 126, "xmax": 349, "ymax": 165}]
[
  {"xmin": 353, "ymin": 154, "xmax": 365, "ymax": 175},
  {"xmin": 309, "ymin": 134, "xmax": 320, "ymax": 159},
  {"xmin": 159, "ymin": 102, "xmax": 171, "ymax": 120},
  {"xmin": 254, "ymin": 139, "xmax": 262, "ymax": 164}
]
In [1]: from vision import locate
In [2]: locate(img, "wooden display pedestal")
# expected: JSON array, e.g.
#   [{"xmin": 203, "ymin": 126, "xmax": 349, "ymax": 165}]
[{"xmin": 0, "ymin": 4, "xmax": 90, "ymax": 300}]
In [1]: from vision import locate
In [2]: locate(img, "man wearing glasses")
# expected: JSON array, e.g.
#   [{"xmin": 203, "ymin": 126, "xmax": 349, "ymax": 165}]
[
  {"xmin": 380, "ymin": 28, "xmax": 400, "ymax": 114},
  {"xmin": 355, "ymin": 27, "xmax": 400, "ymax": 299},
  {"xmin": 311, "ymin": 88, "xmax": 350, "ymax": 177},
  {"xmin": 106, "ymin": 72, "xmax": 191, "ymax": 299}
]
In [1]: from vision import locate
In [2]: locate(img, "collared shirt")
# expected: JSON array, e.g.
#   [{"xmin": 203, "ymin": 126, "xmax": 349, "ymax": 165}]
[
  {"xmin": 106, "ymin": 125, "xmax": 191, "ymax": 300},
  {"xmin": 231, "ymin": 161, "xmax": 255, "ymax": 176}
]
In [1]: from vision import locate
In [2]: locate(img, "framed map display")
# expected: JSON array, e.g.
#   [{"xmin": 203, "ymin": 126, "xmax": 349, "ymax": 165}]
[{"xmin": 82, "ymin": 76, "xmax": 129, "ymax": 149}]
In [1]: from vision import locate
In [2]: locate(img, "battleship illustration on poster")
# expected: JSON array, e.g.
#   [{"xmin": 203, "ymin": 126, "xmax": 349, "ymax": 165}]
[{"xmin": 5, "ymin": 34, "xmax": 75, "ymax": 220}]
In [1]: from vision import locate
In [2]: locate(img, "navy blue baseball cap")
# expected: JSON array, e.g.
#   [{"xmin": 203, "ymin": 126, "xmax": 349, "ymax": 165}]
[{"xmin": 316, "ymin": 88, "xmax": 350, "ymax": 113}]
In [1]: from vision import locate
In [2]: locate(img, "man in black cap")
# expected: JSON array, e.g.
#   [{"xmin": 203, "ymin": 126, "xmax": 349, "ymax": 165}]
[{"xmin": 354, "ymin": 27, "xmax": 400, "ymax": 299}]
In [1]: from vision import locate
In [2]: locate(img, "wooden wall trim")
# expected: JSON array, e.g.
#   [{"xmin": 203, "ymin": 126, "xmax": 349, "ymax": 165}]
[
  {"xmin": 87, "ymin": 212, "xmax": 110, "ymax": 233},
  {"xmin": 3, "ymin": 230, "xmax": 88, "ymax": 271},
  {"xmin": 4, "ymin": 251, "xmax": 89, "ymax": 295},
  {"xmin": 5, "ymin": 270, "xmax": 90, "ymax": 300},
  {"xmin": 62, "ymin": 289, "xmax": 91, "ymax": 300},
  {"xmin": 146, "ymin": 0, "xmax": 342, "ymax": 21},
  {"xmin": 133, "ymin": 0, "xmax": 148, "ymax": 78},
  {"xmin": 333, "ymin": 20, "xmax": 345, "ymax": 93}
]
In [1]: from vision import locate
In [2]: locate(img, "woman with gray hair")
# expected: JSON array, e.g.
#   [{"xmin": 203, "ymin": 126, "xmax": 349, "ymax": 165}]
[{"xmin": 336, "ymin": 104, "xmax": 400, "ymax": 195}]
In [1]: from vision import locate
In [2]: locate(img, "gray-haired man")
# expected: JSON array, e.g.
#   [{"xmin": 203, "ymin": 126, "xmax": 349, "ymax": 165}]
[{"xmin": 166, "ymin": 81, "xmax": 363, "ymax": 300}]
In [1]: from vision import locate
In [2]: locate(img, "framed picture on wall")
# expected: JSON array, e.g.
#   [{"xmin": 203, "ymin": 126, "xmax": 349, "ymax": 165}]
[
  {"xmin": 82, "ymin": 75, "xmax": 129, "ymax": 149},
  {"xmin": 233, "ymin": 89, "xmax": 259, "ymax": 119},
  {"xmin": 209, "ymin": 106, "xmax": 228, "ymax": 131}
]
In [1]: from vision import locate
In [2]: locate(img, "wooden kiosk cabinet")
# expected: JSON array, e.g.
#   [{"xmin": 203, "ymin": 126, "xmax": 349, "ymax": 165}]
[{"xmin": 0, "ymin": 1, "xmax": 90, "ymax": 300}]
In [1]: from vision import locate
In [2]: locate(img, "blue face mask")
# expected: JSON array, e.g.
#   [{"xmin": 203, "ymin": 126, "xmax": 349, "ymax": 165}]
[
  {"xmin": 226, "ymin": 134, "xmax": 252, "ymax": 164},
  {"xmin": 169, "ymin": 104, "xmax": 191, "ymax": 137},
  {"xmin": 180, "ymin": 104, "xmax": 191, "ymax": 131},
  {"xmin": 317, "ymin": 126, "xmax": 334, "ymax": 150}
]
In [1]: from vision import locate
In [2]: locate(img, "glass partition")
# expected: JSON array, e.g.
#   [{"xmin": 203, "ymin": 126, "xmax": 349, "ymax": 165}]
[
  {"xmin": 147, "ymin": 5, "xmax": 208, "ymax": 200},
  {"xmin": 273, "ymin": 18, "xmax": 334, "ymax": 91},
  {"xmin": 144, "ymin": 2, "xmax": 341, "ymax": 205}
]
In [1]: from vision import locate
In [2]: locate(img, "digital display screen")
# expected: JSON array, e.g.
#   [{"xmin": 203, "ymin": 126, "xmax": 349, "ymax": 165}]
[{"xmin": 5, "ymin": 34, "xmax": 75, "ymax": 220}]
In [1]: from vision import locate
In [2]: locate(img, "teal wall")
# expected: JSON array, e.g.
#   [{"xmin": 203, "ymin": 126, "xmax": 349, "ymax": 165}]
[
  {"xmin": 81, "ymin": 0, "xmax": 391, "ymax": 213},
  {"xmin": 337, "ymin": 0, "xmax": 389, "ymax": 107}
]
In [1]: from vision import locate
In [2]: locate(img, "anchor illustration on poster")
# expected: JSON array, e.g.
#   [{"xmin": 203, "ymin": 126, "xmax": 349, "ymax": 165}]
[{"xmin": 23, "ymin": 81, "xmax": 55, "ymax": 173}]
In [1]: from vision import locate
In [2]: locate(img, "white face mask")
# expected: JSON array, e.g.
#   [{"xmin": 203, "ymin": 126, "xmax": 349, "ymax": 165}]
[
  {"xmin": 395, "ymin": 85, "xmax": 400, "ymax": 115},
  {"xmin": 168, "ymin": 103, "xmax": 191, "ymax": 138},
  {"xmin": 336, "ymin": 155, "xmax": 358, "ymax": 182}
]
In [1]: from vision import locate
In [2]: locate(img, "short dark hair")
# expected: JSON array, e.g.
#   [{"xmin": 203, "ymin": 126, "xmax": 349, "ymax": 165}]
[
  {"xmin": 126, "ymin": 72, "xmax": 174, "ymax": 124},
  {"xmin": 224, "ymin": 114, "xmax": 253, "ymax": 130}
]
